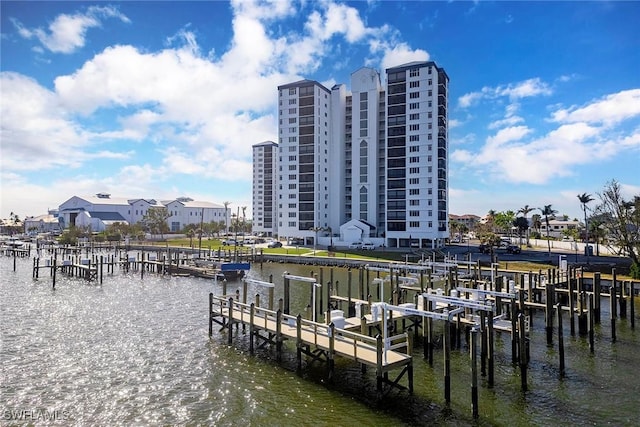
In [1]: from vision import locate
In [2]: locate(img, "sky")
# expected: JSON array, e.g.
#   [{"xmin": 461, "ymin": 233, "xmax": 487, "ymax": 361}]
[{"xmin": 1, "ymin": 0, "xmax": 639, "ymax": 223}]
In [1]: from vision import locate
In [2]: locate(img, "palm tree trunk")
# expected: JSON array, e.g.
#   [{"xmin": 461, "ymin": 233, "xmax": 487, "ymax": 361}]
[{"xmin": 545, "ymin": 217, "xmax": 551, "ymax": 255}]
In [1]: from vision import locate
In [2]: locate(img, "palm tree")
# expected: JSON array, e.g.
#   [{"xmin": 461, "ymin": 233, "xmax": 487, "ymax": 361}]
[
  {"xmin": 517, "ymin": 205, "xmax": 535, "ymax": 245},
  {"xmin": 485, "ymin": 210, "xmax": 497, "ymax": 233},
  {"xmin": 577, "ymin": 193, "xmax": 595, "ymax": 262},
  {"xmin": 531, "ymin": 214, "xmax": 542, "ymax": 237},
  {"xmin": 539, "ymin": 205, "xmax": 557, "ymax": 255}
]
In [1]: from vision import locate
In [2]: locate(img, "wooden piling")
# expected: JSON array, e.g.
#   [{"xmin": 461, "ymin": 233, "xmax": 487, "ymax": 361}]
[
  {"xmin": 557, "ymin": 303, "xmax": 565, "ymax": 378},
  {"xmin": 471, "ymin": 327, "xmax": 479, "ymax": 419},
  {"xmin": 487, "ymin": 310, "xmax": 495, "ymax": 388},
  {"xmin": 631, "ymin": 282, "xmax": 635, "ymax": 329},
  {"xmin": 249, "ymin": 303, "xmax": 255, "ymax": 354},
  {"xmin": 610, "ymin": 281, "xmax": 617, "ymax": 343},
  {"xmin": 588, "ymin": 294, "xmax": 595, "ymax": 353},
  {"xmin": 227, "ymin": 297, "xmax": 234, "ymax": 345},
  {"xmin": 208, "ymin": 293, "xmax": 213, "ymax": 337},
  {"xmin": 296, "ymin": 314, "xmax": 302, "ymax": 374},
  {"xmin": 444, "ymin": 319, "xmax": 451, "ymax": 406},
  {"xmin": 518, "ymin": 313, "xmax": 528, "ymax": 392}
]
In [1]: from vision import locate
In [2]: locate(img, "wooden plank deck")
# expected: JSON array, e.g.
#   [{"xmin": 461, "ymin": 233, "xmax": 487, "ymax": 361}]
[
  {"xmin": 216, "ymin": 300, "xmax": 411, "ymax": 369},
  {"xmin": 209, "ymin": 294, "xmax": 414, "ymax": 397}
]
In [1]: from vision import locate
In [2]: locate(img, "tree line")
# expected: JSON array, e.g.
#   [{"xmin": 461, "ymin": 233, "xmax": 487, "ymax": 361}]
[{"xmin": 449, "ymin": 180, "xmax": 639, "ymax": 278}]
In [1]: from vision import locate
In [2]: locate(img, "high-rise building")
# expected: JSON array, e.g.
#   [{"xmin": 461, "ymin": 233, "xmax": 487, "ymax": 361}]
[
  {"xmin": 254, "ymin": 61, "xmax": 448, "ymax": 249},
  {"xmin": 251, "ymin": 141, "xmax": 278, "ymax": 237}
]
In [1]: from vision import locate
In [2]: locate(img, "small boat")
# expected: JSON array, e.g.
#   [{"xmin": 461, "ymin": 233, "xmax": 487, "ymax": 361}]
[{"xmin": 5, "ymin": 239, "xmax": 25, "ymax": 248}]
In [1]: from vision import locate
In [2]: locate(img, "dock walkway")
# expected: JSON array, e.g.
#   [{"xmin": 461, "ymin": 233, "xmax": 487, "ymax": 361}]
[{"xmin": 209, "ymin": 294, "xmax": 413, "ymax": 398}]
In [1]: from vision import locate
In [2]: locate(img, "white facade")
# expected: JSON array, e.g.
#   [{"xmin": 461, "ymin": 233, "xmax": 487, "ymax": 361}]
[
  {"xmin": 271, "ymin": 61, "xmax": 449, "ymax": 249},
  {"xmin": 277, "ymin": 80, "xmax": 332, "ymax": 243},
  {"xmin": 252, "ymin": 141, "xmax": 278, "ymax": 237},
  {"xmin": 58, "ymin": 194, "xmax": 229, "ymax": 232},
  {"xmin": 165, "ymin": 199, "xmax": 227, "ymax": 232}
]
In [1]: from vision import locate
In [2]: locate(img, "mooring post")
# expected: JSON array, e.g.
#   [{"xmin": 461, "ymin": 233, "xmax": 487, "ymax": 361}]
[
  {"xmin": 376, "ymin": 334, "xmax": 383, "ymax": 399},
  {"xmin": 52, "ymin": 258, "xmax": 57, "ymax": 289},
  {"xmin": 487, "ymin": 309, "xmax": 495, "ymax": 388},
  {"xmin": 578, "ymin": 275, "xmax": 588, "ymax": 336},
  {"xmin": 610, "ymin": 280, "xmax": 617, "ymax": 343},
  {"xmin": 444, "ymin": 318, "xmax": 451, "ymax": 406},
  {"xmin": 593, "ymin": 272, "xmax": 601, "ymax": 323},
  {"xmin": 630, "ymin": 282, "xmax": 635, "ymax": 329},
  {"xmin": 511, "ymin": 298, "xmax": 518, "ymax": 364},
  {"xmin": 557, "ymin": 303, "xmax": 565, "ymax": 378},
  {"xmin": 619, "ymin": 280, "xmax": 627, "ymax": 320},
  {"xmin": 249, "ymin": 303, "xmax": 255, "ymax": 355},
  {"xmin": 276, "ymin": 309, "xmax": 283, "ymax": 362},
  {"xmin": 283, "ymin": 276, "xmax": 290, "ymax": 315},
  {"xmin": 545, "ymin": 279, "xmax": 553, "ymax": 345},
  {"xmin": 208, "ymin": 293, "xmax": 213, "ymax": 337},
  {"xmin": 588, "ymin": 294, "xmax": 595, "ymax": 353},
  {"xmin": 518, "ymin": 313, "xmax": 528, "ymax": 392},
  {"xmin": 328, "ymin": 322, "xmax": 335, "ymax": 383},
  {"xmin": 227, "ymin": 297, "xmax": 234, "ymax": 345},
  {"xmin": 480, "ymin": 311, "xmax": 487, "ymax": 377},
  {"xmin": 296, "ymin": 314, "xmax": 302, "ymax": 374},
  {"xmin": 568, "ymin": 273, "xmax": 575, "ymax": 336},
  {"xmin": 471, "ymin": 326, "xmax": 479, "ymax": 419}
]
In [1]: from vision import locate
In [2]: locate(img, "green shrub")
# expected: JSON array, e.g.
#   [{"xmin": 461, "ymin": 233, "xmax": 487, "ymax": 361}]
[{"xmin": 630, "ymin": 262, "xmax": 640, "ymax": 280}]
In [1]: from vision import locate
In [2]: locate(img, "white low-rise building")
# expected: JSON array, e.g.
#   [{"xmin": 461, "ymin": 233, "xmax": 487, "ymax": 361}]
[{"xmin": 58, "ymin": 193, "xmax": 229, "ymax": 232}]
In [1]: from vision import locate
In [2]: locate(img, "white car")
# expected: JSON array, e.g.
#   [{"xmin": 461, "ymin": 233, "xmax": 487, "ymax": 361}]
[
  {"xmin": 361, "ymin": 242, "xmax": 376, "ymax": 250},
  {"xmin": 348, "ymin": 242, "xmax": 362, "ymax": 249}
]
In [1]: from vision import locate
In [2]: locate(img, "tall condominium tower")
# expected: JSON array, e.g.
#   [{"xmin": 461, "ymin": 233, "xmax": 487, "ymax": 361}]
[
  {"xmin": 251, "ymin": 141, "xmax": 278, "ymax": 237},
  {"xmin": 260, "ymin": 61, "xmax": 448, "ymax": 249},
  {"xmin": 384, "ymin": 61, "xmax": 449, "ymax": 248},
  {"xmin": 276, "ymin": 80, "xmax": 332, "ymax": 239}
]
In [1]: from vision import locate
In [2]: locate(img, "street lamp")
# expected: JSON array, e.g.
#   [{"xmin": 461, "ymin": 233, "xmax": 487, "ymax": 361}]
[{"xmin": 223, "ymin": 201, "xmax": 230, "ymax": 236}]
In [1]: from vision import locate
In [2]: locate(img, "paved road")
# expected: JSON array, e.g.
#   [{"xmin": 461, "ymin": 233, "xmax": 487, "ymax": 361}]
[{"xmin": 443, "ymin": 240, "xmax": 631, "ymax": 270}]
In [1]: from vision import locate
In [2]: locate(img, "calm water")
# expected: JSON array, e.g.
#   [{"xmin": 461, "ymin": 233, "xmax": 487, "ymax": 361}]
[{"xmin": 1, "ymin": 252, "xmax": 639, "ymax": 426}]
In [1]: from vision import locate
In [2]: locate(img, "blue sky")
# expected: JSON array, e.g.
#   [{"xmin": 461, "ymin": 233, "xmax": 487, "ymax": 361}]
[{"xmin": 1, "ymin": 0, "xmax": 639, "ymax": 222}]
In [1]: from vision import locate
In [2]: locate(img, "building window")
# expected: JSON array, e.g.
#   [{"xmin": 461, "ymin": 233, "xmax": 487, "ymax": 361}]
[
  {"xmin": 410, "ymin": 102, "xmax": 419, "ymax": 109},
  {"xmin": 410, "ymin": 221, "xmax": 420, "ymax": 228},
  {"xmin": 410, "ymin": 124, "xmax": 419, "ymax": 131},
  {"xmin": 289, "ymin": 88, "xmax": 297, "ymax": 95},
  {"xmin": 409, "ymin": 68, "xmax": 419, "ymax": 77},
  {"xmin": 410, "ymin": 113, "xmax": 420, "ymax": 120},
  {"xmin": 410, "ymin": 81, "xmax": 420, "ymax": 88},
  {"xmin": 410, "ymin": 189, "xmax": 420, "ymax": 195},
  {"xmin": 410, "ymin": 92, "xmax": 420, "ymax": 99}
]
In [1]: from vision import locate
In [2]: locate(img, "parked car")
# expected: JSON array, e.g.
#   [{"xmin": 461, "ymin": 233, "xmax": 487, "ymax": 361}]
[
  {"xmin": 267, "ymin": 241, "xmax": 283, "ymax": 248},
  {"xmin": 361, "ymin": 242, "xmax": 376, "ymax": 250},
  {"xmin": 478, "ymin": 243, "xmax": 492, "ymax": 254},
  {"xmin": 222, "ymin": 239, "xmax": 238, "ymax": 246},
  {"xmin": 348, "ymin": 242, "xmax": 362, "ymax": 249},
  {"xmin": 506, "ymin": 244, "xmax": 521, "ymax": 254}
]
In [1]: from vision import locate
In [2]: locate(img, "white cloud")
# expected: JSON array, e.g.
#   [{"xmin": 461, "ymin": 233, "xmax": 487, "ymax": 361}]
[
  {"xmin": 0, "ymin": 72, "xmax": 129, "ymax": 172},
  {"xmin": 488, "ymin": 115, "xmax": 524, "ymax": 130},
  {"xmin": 458, "ymin": 77, "xmax": 552, "ymax": 108},
  {"xmin": 379, "ymin": 43, "xmax": 429, "ymax": 73},
  {"xmin": 551, "ymin": 89, "xmax": 640, "ymax": 125},
  {"xmin": 485, "ymin": 126, "xmax": 532, "ymax": 147},
  {"xmin": 11, "ymin": 5, "xmax": 130, "ymax": 54}
]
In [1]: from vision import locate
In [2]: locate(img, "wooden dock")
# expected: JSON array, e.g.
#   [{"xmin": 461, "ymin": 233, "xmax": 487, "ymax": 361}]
[{"xmin": 209, "ymin": 294, "xmax": 414, "ymax": 398}]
